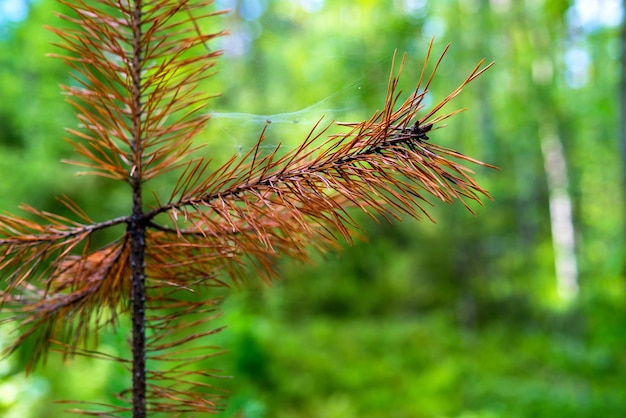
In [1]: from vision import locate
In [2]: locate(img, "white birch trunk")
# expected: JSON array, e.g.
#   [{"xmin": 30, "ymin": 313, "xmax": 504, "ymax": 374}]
[{"xmin": 540, "ymin": 123, "xmax": 579, "ymax": 300}]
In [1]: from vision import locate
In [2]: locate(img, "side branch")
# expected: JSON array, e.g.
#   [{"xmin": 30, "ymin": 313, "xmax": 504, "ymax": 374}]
[
  {"xmin": 138, "ymin": 47, "xmax": 495, "ymax": 286},
  {"xmin": 0, "ymin": 213, "xmax": 129, "ymax": 245}
]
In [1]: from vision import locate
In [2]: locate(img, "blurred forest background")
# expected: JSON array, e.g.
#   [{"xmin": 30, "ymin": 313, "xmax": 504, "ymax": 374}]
[{"xmin": 0, "ymin": 0, "xmax": 624, "ymax": 417}]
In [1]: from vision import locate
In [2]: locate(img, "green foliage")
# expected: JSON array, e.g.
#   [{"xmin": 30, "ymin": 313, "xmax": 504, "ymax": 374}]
[{"xmin": 0, "ymin": 0, "xmax": 623, "ymax": 416}]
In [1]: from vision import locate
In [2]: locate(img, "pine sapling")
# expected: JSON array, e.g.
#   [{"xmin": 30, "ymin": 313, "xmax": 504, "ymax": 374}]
[{"xmin": 0, "ymin": 1, "xmax": 495, "ymax": 416}]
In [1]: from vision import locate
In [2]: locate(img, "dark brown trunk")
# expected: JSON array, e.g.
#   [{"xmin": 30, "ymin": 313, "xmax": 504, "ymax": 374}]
[
  {"xmin": 130, "ymin": 0, "xmax": 146, "ymax": 417},
  {"xmin": 129, "ymin": 213, "xmax": 147, "ymax": 418}
]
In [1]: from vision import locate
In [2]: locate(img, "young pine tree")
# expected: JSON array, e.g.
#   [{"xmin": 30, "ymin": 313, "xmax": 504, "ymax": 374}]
[{"xmin": 0, "ymin": 1, "xmax": 494, "ymax": 416}]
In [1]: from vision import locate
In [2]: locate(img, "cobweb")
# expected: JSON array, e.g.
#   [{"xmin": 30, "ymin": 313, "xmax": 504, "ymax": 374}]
[
  {"xmin": 201, "ymin": 55, "xmax": 435, "ymax": 163},
  {"xmin": 204, "ymin": 80, "xmax": 368, "ymax": 158}
]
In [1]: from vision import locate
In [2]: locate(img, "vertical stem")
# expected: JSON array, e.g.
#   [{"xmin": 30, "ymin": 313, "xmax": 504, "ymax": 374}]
[
  {"xmin": 130, "ymin": 206, "xmax": 146, "ymax": 418},
  {"xmin": 129, "ymin": 0, "xmax": 146, "ymax": 417}
]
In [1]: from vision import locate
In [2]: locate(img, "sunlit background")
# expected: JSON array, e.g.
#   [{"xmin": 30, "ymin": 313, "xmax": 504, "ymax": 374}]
[{"xmin": 0, "ymin": 0, "xmax": 625, "ymax": 417}]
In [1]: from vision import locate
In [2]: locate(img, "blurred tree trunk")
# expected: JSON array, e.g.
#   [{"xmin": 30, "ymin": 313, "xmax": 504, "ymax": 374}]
[
  {"xmin": 478, "ymin": 0, "xmax": 495, "ymax": 163},
  {"xmin": 540, "ymin": 121, "xmax": 579, "ymax": 299},
  {"xmin": 527, "ymin": 2, "xmax": 579, "ymax": 300},
  {"xmin": 621, "ymin": 0, "xmax": 626, "ymax": 261}
]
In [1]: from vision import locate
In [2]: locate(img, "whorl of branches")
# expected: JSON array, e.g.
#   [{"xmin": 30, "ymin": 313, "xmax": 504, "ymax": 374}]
[{"xmin": 0, "ymin": 0, "xmax": 494, "ymax": 415}]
